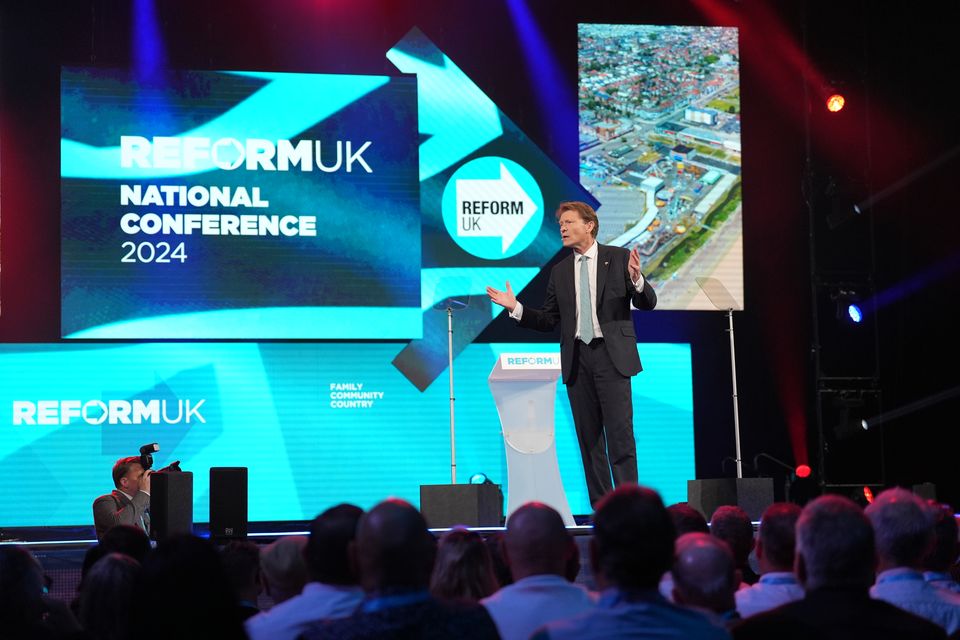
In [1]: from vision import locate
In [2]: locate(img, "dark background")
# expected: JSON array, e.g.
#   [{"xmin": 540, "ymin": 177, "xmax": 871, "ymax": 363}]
[{"xmin": 2, "ymin": 0, "xmax": 957, "ymax": 509}]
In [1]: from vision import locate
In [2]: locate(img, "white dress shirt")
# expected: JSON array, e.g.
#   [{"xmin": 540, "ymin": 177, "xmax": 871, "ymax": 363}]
[
  {"xmin": 870, "ymin": 567, "xmax": 960, "ymax": 634},
  {"xmin": 481, "ymin": 574, "xmax": 598, "ymax": 640},
  {"xmin": 245, "ymin": 581, "xmax": 364, "ymax": 640},
  {"xmin": 735, "ymin": 571, "xmax": 805, "ymax": 618},
  {"xmin": 509, "ymin": 241, "xmax": 644, "ymax": 335}
]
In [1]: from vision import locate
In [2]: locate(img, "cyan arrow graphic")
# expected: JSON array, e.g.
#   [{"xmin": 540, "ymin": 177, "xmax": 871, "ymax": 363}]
[
  {"xmin": 385, "ymin": 29, "xmax": 597, "ymax": 392},
  {"xmin": 387, "ymin": 28, "xmax": 503, "ymax": 181},
  {"xmin": 456, "ymin": 162, "xmax": 539, "ymax": 252}
]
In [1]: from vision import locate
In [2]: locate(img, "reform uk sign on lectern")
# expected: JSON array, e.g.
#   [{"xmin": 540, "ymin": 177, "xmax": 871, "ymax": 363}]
[{"xmin": 488, "ymin": 353, "xmax": 575, "ymax": 526}]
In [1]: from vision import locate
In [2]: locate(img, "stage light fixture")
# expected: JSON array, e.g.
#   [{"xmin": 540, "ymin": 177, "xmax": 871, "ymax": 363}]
[
  {"xmin": 847, "ymin": 303, "xmax": 863, "ymax": 324},
  {"xmin": 830, "ymin": 390, "xmax": 873, "ymax": 440},
  {"xmin": 821, "ymin": 175, "xmax": 865, "ymax": 230},
  {"xmin": 795, "ymin": 464, "xmax": 811, "ymax": 479},
  {"xmin": 831, "ymin": 288, "xmax": 865, "ymax": 324},
  {"xmin": 469, "ymin": 472, "xmax": 490, "ymax": 485},
  {"xmin": 826, "ymin": 93, "xmax": 845, "ymax": 113}
]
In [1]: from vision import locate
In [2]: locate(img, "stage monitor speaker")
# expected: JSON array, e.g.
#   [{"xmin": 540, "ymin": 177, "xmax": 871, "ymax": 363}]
[
  {"xmin": 420, "ymin": 484, "xmax": 502, "ymax": 528},
  {"xmin": 151, "ymin": 471, "xmax": 193, "ymax": 541},
  {"xmin": 210, "ymin": 467, "xmax": 248, "ymax": 540},
  {"xmin": 687, "ymin": 477, "xmax": 774, "ymax": 522}
]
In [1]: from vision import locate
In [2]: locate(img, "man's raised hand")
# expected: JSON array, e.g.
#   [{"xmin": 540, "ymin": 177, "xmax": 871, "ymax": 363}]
[
  {"xmin": 628, "ymin": 247, "xmax": 643, "ymax": 283},
  {"xmin": 486, "ymin": 280, "xmax": 517, "ymax": 313}
]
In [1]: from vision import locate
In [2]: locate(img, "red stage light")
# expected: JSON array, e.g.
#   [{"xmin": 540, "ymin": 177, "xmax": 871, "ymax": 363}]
[
  {"xmin": 826, "ymin": 94, "xmax": 846, "ymax": 113},
  {"xmin": 863, "ymin": 486, "xmax": 874, "ymax": 503},
  {"xmin": 795, "ymin": 464, "xmax": 811, "ymax": 479}
]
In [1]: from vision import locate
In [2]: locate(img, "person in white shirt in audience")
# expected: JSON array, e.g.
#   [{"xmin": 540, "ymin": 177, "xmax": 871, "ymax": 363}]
[
  {"xmin": 736, "ymin": 502, "xmax": 804, "ymax": 618},
  {"xmin": 866, "ymin": 488, "xmax": 960, "ymax": 635},
  {"xmin": 246, "ymin": 504, "xmax": 365, "ymax": 640},
  {"xmin": 481, "ymin": 502, "xmax": 597, "ymax": 640}
]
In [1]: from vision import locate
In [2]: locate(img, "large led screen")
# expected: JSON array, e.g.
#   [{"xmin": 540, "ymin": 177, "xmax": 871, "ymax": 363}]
[
  {"xmin": 579, "ymin": 24, "xmax": 744, "ymax": 310},
  {"xmin": 60, "ymin": 28, "xmax": 601, "ymax": 343},
  {"xmin": 61, "ymin": 68, "xmax": 423, "ymax": 339},
  {"xmin": 0, "ymin": 342, "xmax": 693, "ymax": 527}
]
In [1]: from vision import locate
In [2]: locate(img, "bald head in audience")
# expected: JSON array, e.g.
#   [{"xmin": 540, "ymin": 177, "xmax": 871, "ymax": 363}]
[
  {"xmin": 355, "ymin": 498, "xmax": 436, "ymax": 592},
  {"xmin": 672, "ymin": 532, "xmax": 737, "ymax": 615},
  {"xmin": 504, "ymin": 503, "xmax": 578, "ymax": 582}
]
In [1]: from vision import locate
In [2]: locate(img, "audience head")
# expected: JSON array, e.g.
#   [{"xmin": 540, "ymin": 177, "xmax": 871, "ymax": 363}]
[
  {"xmin": 304, "ymin": 503, "xmax": 363, "ymax": 585},
  {"xmin": 504, "ymin": 502, "xmax": 576, "ymax": 581},
  {"xmin": 484, "ymin": 531, "xmax": 513, "ymax": 587},
  {"xmin": 100, "ymin": 524, "xmax": 151, "ymax": 564},
  {"xmin": 0, "ymin": 546, "xmax": 45, "ymax": 631},
  {"xmin": 220, "ymin": 540, "xmax": 261, "ymax": 603},
  {"xmin": 79, "ymin": 544, "xmax": 108, "ymax": 591},
  {"xmin": 133, "ymin": 534, "xmax": 246, "ymax": 640},
  {"xmin": 710, "ymin": 505, "xmax": 754, "ymax": 570},
  {"xmin": 865, "ymin": 487, "xmax": 935, "ymax": 571},
  {"xmin": 78, "ymin": 553, "xmax": 140, "ymax": 640},
  {"xmin": 667, "ymin": 503, "xmax": 709, "ymax": 536},
  {"xmin": 756, "ymin": 502, "xmax": 802, "ymax": 573},
  {"xmin": 923, "ymin": 501, "xmax": 959, "ymax": 573},
  {"xmin": 355, "ymin": 498, "xmax": 436, "ymax": 593},
  {"xmin": 259, "ymin": 535, "xmax": 310, "ymax": 603},
  {"xmin": 591, "ymin": 484, "xmax": 675, "ymax": 590},
  {"xmin": 795, "ymin": 494, "xmax": 876, "ymax": 591},
  {"xmin": 671, "ymin": 532, "xmax": 737, "ymax": 614},
  {"xmin": 430, "ymin": 528, "xmax": 498, "ymax": 602}
]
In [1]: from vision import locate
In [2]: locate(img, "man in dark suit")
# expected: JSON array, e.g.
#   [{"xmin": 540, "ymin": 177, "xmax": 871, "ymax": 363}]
[
  {"xmin": 92, "ymin": 456, "xmax": 151, "ymax": 541},
  {"xmin": 487, "ymin": 201, "xmax": 657, "ymax": 507}
]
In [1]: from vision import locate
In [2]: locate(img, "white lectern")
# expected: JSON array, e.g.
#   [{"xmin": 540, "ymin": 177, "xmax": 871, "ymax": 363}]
[{"xmin": 488, "ymin": 353, "xmax": 575, "ymax": 526}]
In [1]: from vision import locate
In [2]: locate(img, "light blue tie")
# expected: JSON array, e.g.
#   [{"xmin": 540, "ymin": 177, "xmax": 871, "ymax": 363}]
[{"xmin": 579, "ymin": 255, "xmax": 594, "ymax": 343}]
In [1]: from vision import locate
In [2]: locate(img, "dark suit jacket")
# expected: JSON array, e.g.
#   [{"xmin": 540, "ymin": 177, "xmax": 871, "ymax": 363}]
[
  {"xmin": 518, "ymin": 243, "xmax": 657, "ymax": 383},
  {"xmin": 732, "ymin": 586, "xmax": 947, "ymax": 640},
  {"xmin": 92, "ymin": 489, "xmax": 150, "ymax": 541}
]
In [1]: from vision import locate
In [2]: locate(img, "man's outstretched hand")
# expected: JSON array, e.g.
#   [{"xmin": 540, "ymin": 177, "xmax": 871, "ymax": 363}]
[
  {"xmin": 628, "ymin": 247, "xmax": 643, "ymax": 284},
  {"xmin": 486, "ymin": 281, "xmax": 517, "ymax": 313}
]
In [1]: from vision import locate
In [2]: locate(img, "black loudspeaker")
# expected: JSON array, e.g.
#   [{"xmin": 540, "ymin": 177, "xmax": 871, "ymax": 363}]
[
  {"xmin": 151, "ymin": 471, "xmax": 194, "ymax": 541},
  {"xmin": 687, "ymin": 477, "xmax": 774, "ymax": 522},
  {"xmin": 210, "ymin": 467, "xmax": 248, "ymax": 540},
  {"xmin": 420, "ymin": 484, "xmax": 502, "ymax": 528}
]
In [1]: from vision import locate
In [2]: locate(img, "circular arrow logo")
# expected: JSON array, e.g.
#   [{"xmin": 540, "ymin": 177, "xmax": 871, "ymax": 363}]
[{"xmin": 441, "ymin": 156, "xmax": 544, "ymax": 260}]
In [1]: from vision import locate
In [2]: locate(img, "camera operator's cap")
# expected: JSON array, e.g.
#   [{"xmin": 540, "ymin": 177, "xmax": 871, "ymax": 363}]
[{"xmin": 260, "ymin": 535, "xmax": 309, "ymax": 592}]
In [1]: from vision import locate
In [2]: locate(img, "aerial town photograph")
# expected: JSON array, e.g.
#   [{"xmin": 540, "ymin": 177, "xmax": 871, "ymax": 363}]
[{"xmin": 580, "ymin": 24, "xmax": 743, "ymax": 309}]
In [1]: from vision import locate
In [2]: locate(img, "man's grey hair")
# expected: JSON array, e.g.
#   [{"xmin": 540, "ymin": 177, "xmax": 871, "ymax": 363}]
[
  {"xmin": 796, "ymin": 494, "xmax": 875, "ymax": 590},
  {"xmin": 865, "ymin": 487, "xmax": 935, "ymax": 568}
]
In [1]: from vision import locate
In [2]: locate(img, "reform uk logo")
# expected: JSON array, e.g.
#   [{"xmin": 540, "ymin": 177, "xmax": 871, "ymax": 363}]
[{"xmin": 12, "ymin": 399, "xmax": 207, "ymax": 425}]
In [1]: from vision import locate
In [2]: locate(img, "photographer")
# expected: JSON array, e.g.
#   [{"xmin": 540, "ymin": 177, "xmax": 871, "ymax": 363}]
[{"xmin": 92, "ymin": 456, "xmax": 152, "ymax": 541}]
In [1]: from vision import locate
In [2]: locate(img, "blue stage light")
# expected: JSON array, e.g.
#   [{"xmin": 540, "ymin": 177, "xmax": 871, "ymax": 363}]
[
  {"xmin": 847, "ymin": 303, "xmax": 863, "ymax": 323},
  {"xmin": 469, "ymin": 472, "xmax": 489, "ymax": 485}
]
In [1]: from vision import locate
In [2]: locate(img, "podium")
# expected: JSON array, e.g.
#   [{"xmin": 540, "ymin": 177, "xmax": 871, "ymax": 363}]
[{"xmin": 488, "ymin": 353, "xmax": 575, "ymax": 526}]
